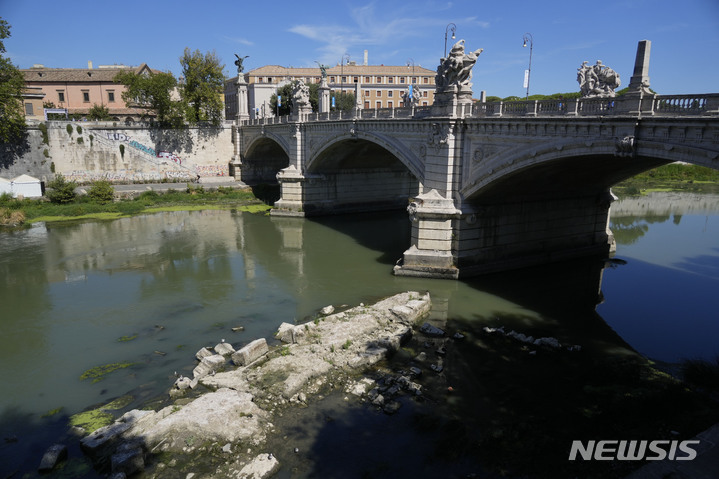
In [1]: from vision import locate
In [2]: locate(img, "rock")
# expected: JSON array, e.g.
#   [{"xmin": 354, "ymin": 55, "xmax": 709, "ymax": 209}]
[
  {"xmin": 275, "ymin": 323, "xmax": 296, "ymax": 344},
  {"xmin": 222, "ymin": 443, "xmax": 232, "ymax": 453},
  {"xmin": 192, "ymin": 354, "xmax": 225, "ymax": 379},
  {"xmin": 174, "ymin": 376, "xmax": 192, "ymax": 391},
  {"xmin": 452, "ymin": 332, "xmax": 465, "ymax": 340},
  {"xmin": 419, "ymin": 322, "xmax": 445, "ymax": 337},
  {"xmin": 409, "ymin": 366, "xmax": 422, "ymax": 377},
  {"xmin": 383, "ymin": 401, "xmax": 402, "ymax": 415},
  {"xmin": 108, "ymin": 473, "xmax": 127, "ymax": 479},
  {"xmin": 111, "ymin": 443, "xmax": 144, "ymax": 476},
  {"xmin": 214, "ymin": 341, "xmax": 236, "ymax": 356},
  {"xmin": 124, "ymin": 389, "xmax": 267, "ymax": 450},
  {"xmin": 430, "ymin": 363, "xmax": 444, "ymax": 373},
  {"xmin": 320, "ymin": 305, "xmax": 335, "ymax": 315},
  {"xmin": 195, "ymin": 347, "xmax": 214, "ymax": 361},
  {"xmin": 237, "ymin": 453, "xmax": 280, "ymax": 479},
  {"xmin": 80, "ymin": 422, "xmax": 132, "ymax": 461},
  {"xmin": 231, "ymin": 338, "xmax": 269, "ymax": 366},
  {"xmin": 534, "ymin": 337, "xmax": 561, "ymax": 348},
  {"xmin": 435, "ymin": 346, "xmax": 447, "ymax": 356},
  {"xmin": 38, "ymin": 443, "xmax": 67, "ymax": 472},
  {"xmin": 232, "ymin": 326, "xmax": 245, "ymax": 332},
  {"xmin": 372, "ymin": 394, "xmax": 385, "ymax": 406}
]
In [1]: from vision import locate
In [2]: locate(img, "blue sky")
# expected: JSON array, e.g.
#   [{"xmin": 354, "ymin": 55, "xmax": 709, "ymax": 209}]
[{"xmin": 2, "ymin": 0, "xmax": 718, "ymax": 98}]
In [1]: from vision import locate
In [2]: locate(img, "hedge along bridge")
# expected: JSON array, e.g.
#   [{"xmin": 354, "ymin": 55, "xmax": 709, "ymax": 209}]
[{"xmin": 231, "ymin": 40, "xmax": 719, "ymax": 279}]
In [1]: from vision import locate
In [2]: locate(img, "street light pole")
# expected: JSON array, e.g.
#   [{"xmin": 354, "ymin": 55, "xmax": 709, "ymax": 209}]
[
  {"xmin": 444, "ymin": 23, "xmax": 456, "ymax": 58},
  {"xmin": 522, "ymin": 33, "xmax": 533, "ymax": 100},
  {"xmin": 341, "ymin": 53, "xmax": 350, "ymax": 95}
]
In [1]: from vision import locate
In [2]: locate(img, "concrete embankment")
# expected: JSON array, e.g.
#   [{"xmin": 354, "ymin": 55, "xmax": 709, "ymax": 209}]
[{"xmin": 74, "ymin": 291, "xmax": 431, "ymax": 477}]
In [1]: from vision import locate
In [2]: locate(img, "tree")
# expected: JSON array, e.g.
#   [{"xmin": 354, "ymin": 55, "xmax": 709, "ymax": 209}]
[
  {"xmin": 179, "ymin": 48, "xmax": 226, "ymax": 126},
  {"xmin": 46, "ymin": 174, "xmax": 77, "ymax": 204},
  {"xmin": 87, "ymin": 104, "xmax": 112, "ymax": 121},
  {"xmin": 0, "ymin": 17, "xmax": 26, "ymax": 144},
  {"xmin": 332, "ymin": 91, "xmax": 356, "ymax": 112},
  {"xmin": 269, "ymin": 82, "xmax": 294, "ymax": 116},
  {"xmin": 114, "ymin": 70, "xmax": 184, "ymax": 127}
]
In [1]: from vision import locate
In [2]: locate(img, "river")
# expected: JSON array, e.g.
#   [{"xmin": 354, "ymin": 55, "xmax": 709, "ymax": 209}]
[{"xmin": 0, "ymin": 192, "xmax": 717, "ymax": 477}]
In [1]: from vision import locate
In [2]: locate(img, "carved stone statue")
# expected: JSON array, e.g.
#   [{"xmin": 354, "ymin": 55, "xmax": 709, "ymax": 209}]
[
  {"xmin": 292, "ymin": 79, "xmax": 311, "ymax": 114},
  {"xmin": 234, "ymin": 54, "xmax": 249, "ymax": 74},
  {"xmin": 577, "ymin": 60, "xmax": 621, "ymax": 98},
  {"xmin": 435, "ymin": 40, "xmax": 483, "ymax": 93},
  {"xmin": 402, "ymin": 85, "xmax": 420, "ymax": 107}
]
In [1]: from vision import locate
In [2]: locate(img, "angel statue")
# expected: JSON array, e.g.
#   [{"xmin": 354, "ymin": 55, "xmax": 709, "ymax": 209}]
[{"xmin": 234, "ymin": 54, "xmax": 249, "ymax": 74}]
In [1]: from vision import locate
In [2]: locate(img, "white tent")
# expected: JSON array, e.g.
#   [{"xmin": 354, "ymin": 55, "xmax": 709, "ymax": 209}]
[
  {"xmin": 0, "ymin": 177, "xmax": 11, "ymax": 196},
  {"xmin": 11, "ymin": 174, "xmax": 43, "ymax": 198}
]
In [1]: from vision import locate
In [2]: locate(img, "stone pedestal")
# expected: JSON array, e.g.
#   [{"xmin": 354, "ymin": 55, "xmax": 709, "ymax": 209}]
[
  {"xmin": 319, "ymin": 82, "xmax": 331, "ymax": 114},
  {"xmin": 236, "ymin": 76, "xmax": 250, "ymax": 123}
]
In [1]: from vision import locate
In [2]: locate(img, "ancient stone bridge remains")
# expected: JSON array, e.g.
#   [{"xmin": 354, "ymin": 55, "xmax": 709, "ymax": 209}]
[{"xmin": 232, "ymin": 40, "xmax": 719, "ymax": 279}]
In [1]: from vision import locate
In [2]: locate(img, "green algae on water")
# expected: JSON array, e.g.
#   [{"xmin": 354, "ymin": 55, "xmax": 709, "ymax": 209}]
[
  {"xmin": 80, "ymin": 362, "xmax": 134, "ymax": 383},
  {"xmin": 68, "ymin": 395, "xmax": 134, "ymax": 433}
]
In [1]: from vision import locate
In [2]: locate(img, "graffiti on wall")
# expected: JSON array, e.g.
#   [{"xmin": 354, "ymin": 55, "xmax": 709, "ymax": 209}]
[
  {"xmin": 195, "ymin": 165, "xmax": 227, "ymax": 177},
  {"xmin": 105, "ymin": 133, "xmax": 183, "ymax": 165}
]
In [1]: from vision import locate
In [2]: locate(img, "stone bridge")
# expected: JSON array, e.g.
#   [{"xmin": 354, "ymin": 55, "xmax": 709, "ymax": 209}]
[{"xmin": 231, "ymin": 42, "xmax": 719, "ymax": 279}]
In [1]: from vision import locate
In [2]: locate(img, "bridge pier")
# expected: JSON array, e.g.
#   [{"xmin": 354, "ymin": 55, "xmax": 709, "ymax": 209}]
[{"xmin": 393, "ymin": 189, "xmax": 461, "ymax": 279}]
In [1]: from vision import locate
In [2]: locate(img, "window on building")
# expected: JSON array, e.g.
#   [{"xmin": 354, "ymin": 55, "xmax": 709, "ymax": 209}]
[
  {"xmin": 330, "ymin": 76, "xmax": 336, "ymax": 83},
  {"xmin": 388, "ymin": 77, "xmax": 394, "ymax": 83},
  {"xmin": 423, "ymin": 77, "xmax": 429, "ymax": 84},
  {"xmin": 376, "ymin": 101, "xmax": 382, "ymax": 109},
  {"xmin": 107, "ymin": 91, "xmax": 115, "ymax": 102},
  {"xmin": 377, "ymin": 91, "xmax": 382, "ymax": 97},
  {"xmin": 388, "ymin": 91, "xmax": 393, "ymax": 97},
  {"xmin": 365, "ymin": 90, "xmax": 370, "ymax": 97},
  {"xmin": 423, "ymin": 91, "xmax": 428, "ymax": 97},
  {"xmin": 25, "ymin": 103, "xmax": 34, "ymax": 115},
  {"xmin": 412, "ymin": 77, "xmax": 417, "ymax": 84},
  {"xmin": 376, "ymin": 76, "xmax": 382, "ymax": 83},
  {"xmin": 364, "ymin": 101, "xmax": 370, "ymax": 109},
  {"xmin": 388, "ymin": 101, "xmax": 393, "ymax": 108},
  {"xmin": 400, "ymin": 77, "xmax": 405, "ymax": 83},
  {"xmin": 82, "ymin": 91, "xmax": 90, "ymax": 102},
  {"xmin": 341, "ymin": 76, "xmax": 347, "ymax": 83},
  {"xmin": 364, "ymin": 76, "xmax": 371, "ymax": 83},
  {"xmin": 58, "ymin": 91, "xmax": 65, "ymax": 102},
  {"xmin": 353, "ymin": 76, "xmax": 358, "ymax": 83}
]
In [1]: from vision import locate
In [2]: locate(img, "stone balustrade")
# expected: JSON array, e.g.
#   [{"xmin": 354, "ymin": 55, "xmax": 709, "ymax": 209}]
[{"xmin": 240, "ymin": 93, "xmax": 719, "ymax": 127}]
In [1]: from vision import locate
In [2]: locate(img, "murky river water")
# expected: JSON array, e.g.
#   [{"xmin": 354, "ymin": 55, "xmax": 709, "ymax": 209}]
[{"xmin": 1, "ymin": 192, "xmax": 717, "ymax": 477}]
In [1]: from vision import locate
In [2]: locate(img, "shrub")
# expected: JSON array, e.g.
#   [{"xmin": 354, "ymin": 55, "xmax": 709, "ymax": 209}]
[
  {"xmin": 66, "ymin": 124, "xmax": 73, "ymax": 136},
  {"xmin": 119, "ymin": 144, "xmax": 125, "ymax": 159},
  {"xmin": 43, "ymin": 148, "xmax": 49, "ymax": 158},
  {"xmin": 77, "ymin": 137, "xmax": 84, "ymax": 144},
  {"xmin": 76, "ymin": 125, "xmax": 82, "ymax": 135},
  {"xmin": 46, "ymin": 175, "xmax": 78, "ymax": 204},
  {"xmin": 87, "ymin": 180, "xmax": 115, "ymax": 204},
  {"xmin": 38, "ymin": 122, "xmax": 49, "ymax": 144}
]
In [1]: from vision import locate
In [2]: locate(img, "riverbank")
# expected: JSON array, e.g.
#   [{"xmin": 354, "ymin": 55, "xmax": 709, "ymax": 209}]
[
  {"xmin": 612, "ymin": 163, "xmax": 719, "ymax": 197},
  {"xmin": 0, "ymin": 179, "xmax": 275, "ymax": 227}
]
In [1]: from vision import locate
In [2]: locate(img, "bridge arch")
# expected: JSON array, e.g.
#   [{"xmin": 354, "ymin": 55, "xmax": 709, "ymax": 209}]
[
  {"xmin": 295, "ymin": 129, "xmax": 422, "ymax": 214},
  {"xmin": 307, "ymin": 129, "xmax": 425, "ymax": 183},
  {"xmin": 461, "ymin": 139, "xmax": 718, "ymax": 202},
  {"xmin": 241, "ymin": 133, "xmax": 290, "ymax": 185}
]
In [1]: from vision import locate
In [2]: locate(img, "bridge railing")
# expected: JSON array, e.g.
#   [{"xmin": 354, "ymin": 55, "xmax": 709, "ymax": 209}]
[{"xmin": 239, "ymin": 93, "xmax": 719, "ymax": 126}]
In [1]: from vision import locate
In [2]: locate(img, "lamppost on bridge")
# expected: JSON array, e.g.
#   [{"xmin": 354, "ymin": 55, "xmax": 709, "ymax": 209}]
[
  {"xmin": 522, "ymin": 32, "xmax": 533, "ymax": 100},
  {"xmin": 340, "ymin": 53, "xmax": 350, "ymax": 95},
  {"xmin": 444, "ymin": 23, "xmax": 456, "ymax": 58}
]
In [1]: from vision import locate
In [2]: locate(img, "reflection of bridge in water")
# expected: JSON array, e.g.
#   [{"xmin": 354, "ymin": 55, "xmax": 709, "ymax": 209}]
[{"xmin": 232, "ymin": 41, "xmax": 719, "ymax": 279}]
